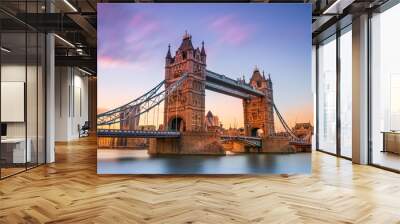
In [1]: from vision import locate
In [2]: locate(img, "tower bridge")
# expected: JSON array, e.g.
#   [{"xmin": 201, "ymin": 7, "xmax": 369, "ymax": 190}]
[{"xmin": 97, "ymin": 33, "xmax": 311, "ymax": 154}]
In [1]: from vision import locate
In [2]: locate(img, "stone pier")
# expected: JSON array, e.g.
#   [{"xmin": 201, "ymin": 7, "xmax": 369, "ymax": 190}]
[
  {"xmin": 261, "ymin": 136, "xmax": 295, "ymax": 153},
  {"xmin": 149, "ymin": 132, "xmax": 225, "ymax": 155},
  {"xmin": 261, "ymin": 136, "xmax": 311, "ymax": 153}
]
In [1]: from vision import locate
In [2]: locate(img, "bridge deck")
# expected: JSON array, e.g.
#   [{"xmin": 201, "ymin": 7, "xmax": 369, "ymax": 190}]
[{"xmin": 97, "ymin": 129, "xmax": 181, "ymax": 138}]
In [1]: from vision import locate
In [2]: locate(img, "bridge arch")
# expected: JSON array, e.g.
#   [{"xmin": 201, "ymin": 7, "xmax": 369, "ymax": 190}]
[
  {"xmin": 250, "ymin": 127, "xmax": 263, "ymax": 137},
  {"xmin": 169, "ymin": 117, "xmax": 186, "ymax": 132}
]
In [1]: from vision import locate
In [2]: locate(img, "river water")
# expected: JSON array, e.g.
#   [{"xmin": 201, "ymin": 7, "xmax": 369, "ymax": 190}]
[{"xmin": 97, "ymin": 149, "xmax": 311, "ymax": 174}]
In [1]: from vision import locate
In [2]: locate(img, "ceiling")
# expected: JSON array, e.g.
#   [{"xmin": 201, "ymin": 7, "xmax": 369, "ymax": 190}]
[{"xmin": 0, "ymin": 0, "xmax": 391, "ymax": 75}]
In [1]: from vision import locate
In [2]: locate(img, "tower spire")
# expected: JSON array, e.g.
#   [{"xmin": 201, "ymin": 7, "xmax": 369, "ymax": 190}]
[
  {"xmin": 201, "ymin": 41, "xmax": 206, "ymax": 56},
  {"xmin": 183, "ymin": 30, "xmax": 191, "ymax": 39},
  {"xmin": 179, "ymin": 31, "xmax": 194, "ymax": 51},
  {"xmin": 166, "ymin": 44, "xmax": 172, "ymax": 59},
  {"xmin": 254, "ymin": 65, "xmax": 259, "ymax": 72}
]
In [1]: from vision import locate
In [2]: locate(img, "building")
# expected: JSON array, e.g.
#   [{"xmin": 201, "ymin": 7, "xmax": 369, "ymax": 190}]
[
  {"xmin": 205, "ymin": 111, "xmax": 222, "ymax": 133},
  {"xmin": 292, "ymin": 122, "xmax": 313, "ymax": 140},
  {"xmin": 222, "ymin": 127, "xmax": 245, "ymax": 136}
]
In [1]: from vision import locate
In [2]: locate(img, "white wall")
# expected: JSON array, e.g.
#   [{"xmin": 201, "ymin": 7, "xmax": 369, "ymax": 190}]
[
  {"xmin": 1, "ymin": 63, "xmax": 46, "ymax": 164},
  {"xmin": 1, "ymin": 65, "xmax": 27, "ymax": 139},
  {"xmin": 1, "ymin": 65, "xmax": 42, "ymax": 138},
  {"xmin": 55, "ymin": 67, "xmax": 89, "ymax": 141}
]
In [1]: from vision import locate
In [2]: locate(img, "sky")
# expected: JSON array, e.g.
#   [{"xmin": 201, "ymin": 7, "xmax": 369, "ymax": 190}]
[{"xmin": 98, "ymin": 3, "xmax": 312, "ymax": 131}]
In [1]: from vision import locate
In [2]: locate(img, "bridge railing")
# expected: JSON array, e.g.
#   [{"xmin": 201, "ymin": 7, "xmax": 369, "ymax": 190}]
[
  {"xmin": 97, "ymin": 129, "xmax": 181, "ymax": 138},
  {"xmin": 220, "ymin": 135, "xmax": 262, "ymax": 140}
]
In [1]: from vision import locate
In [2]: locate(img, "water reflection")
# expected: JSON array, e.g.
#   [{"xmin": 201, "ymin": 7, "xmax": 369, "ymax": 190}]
[{"xmin": 98, "ymin": 150, "xmax": 311, "ymax": 174}]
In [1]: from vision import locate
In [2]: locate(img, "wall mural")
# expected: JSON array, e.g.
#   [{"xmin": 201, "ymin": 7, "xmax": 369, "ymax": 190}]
[{"xmin": 97, "ymin": 3, "xmax": 312, "ymax": 174}]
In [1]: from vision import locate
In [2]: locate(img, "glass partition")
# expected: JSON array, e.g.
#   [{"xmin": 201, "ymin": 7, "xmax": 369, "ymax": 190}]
[
  {"xmin": 27, "ymin": 30, "xmax": 38, "ymax": 169},
  {"xmin": 371, "ymin": 3, "xmax": 400, "ymax": 171},
  {"xmin": 1, "ymin": 30, "xmax": 28, "ymax": 177},
  {"xmin": 316, "ymin": 24, "xmax": 354, "ymax": 160},
  {"xmin": 339, "ymin": 27, "xmax": 352, "ymax": 158},
  {"xmin": 0, "ymin": 1, "xmax": 46, "ymax": 179},
  {"xmin": 38, "ymin": 32, "xmax": 45, "ymax": 165},
  {"xmin": 317, "ymin": 35, "xmax": 337, "ymax": 154}
]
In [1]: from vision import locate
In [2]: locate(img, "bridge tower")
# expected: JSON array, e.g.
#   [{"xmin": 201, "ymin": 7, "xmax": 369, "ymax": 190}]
[
  {"xmin": 243, "ymin": 68, "xmax": 275, "ymax": 137},
  {"xmin": 164, "ymin": 32, "xmax": 206, "ymax": 132}
]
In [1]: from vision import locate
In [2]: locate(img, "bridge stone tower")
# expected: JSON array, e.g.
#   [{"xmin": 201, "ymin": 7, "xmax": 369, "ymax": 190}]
[
  {"xmin": 243, "ymin": 68, "xmax": 275, "ymax": 137},
  {"xmin": 164, "ymin": 32, "xmax": 206, "ymax": 132}
]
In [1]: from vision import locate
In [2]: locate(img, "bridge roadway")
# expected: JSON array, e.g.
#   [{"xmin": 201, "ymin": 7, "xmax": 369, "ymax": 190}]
[
  {"xmin": 97, "ymin": 129, "xmax": 181, "ymax": 138},
  {"xmin": 97, "ymin": 129, "xmax": 263, "ymax": 147}
]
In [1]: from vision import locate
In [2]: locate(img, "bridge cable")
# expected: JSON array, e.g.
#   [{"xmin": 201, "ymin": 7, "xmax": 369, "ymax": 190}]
[
  {"xmin": 175, "ymin": 90, "xmax": 178, "ymax": 131},
  {"xmin": 146, "ymin": 102, "xmax": 149, "ymax": 125},
  {"xmin": 273, "ymin": 103, "xmax": 303, "ymax": 142},
  {"xmin": 156, "ymin": 103, "xmax": 159, "ymax": 130},
  {"xmin": 166, "ymin": 96, "xmax": 168, "ymax": 131},
  {"xmin": 152, "ymin": 105, "xmax": 155, "ymax": 128}
]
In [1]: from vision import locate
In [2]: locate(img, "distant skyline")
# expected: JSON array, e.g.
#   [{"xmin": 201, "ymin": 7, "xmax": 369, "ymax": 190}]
[{"xmin": 98, "ymin": 3, "xmax": 312, "ymax": 131}]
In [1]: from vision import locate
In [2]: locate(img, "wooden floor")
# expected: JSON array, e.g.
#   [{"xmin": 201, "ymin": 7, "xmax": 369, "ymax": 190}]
[{"xmin": 1, "ymin": 137, "xmax": 400, "ymax": 223}]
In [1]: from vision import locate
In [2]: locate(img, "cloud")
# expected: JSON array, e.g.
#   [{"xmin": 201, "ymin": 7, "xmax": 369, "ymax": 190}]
[
  {"xmin": 98, "ymin": 54, "xmax": 157, "ymax": 73},
  {"xmin": 208, "ymin": 15, "xmax": 255, "ymax": 46},
  {"xmin": 125, "ymin": 14, "xmax": 160, "ymax": 45},
  {"xmin": 98, "ymin": 10, "xmax": 164, "ymax": 70},
  {"xmin": 98, "ymin": 56, "xmax": 129, "ymax": 68}
]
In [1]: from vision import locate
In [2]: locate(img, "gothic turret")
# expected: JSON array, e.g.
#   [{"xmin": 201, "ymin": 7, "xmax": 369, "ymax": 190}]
[
  {"xmin": 268, "ymin": 73, "xmax": 272, "ymax": 86},
  {"xmin": 200, "ymin": 41, "xmax": 206, "ymax": 63},
  {"xmin": 179, "ymin": 31, "xmax": 194, "ymax": 52},
  {"xmin": 250, "ymin": 67, "xmax": 266, "ymax": 89},
  {"xmin": 166, "ymin": 44, "xmax": 173, "ymax": 65}
]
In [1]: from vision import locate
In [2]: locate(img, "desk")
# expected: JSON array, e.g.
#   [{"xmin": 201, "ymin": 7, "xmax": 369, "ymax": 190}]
[
  {"xmin": 1, "ymin": 138, "xmax": 31, "ymax": 163},
  {"xmin": 382, "ymin": 131, "xmax": 400, "ymax": 154}
]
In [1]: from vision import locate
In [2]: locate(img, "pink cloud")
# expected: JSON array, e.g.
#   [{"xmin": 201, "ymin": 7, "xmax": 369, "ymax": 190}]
[
  {"xmin": 129, "ymin": 13, "xmax": 145, "ymax": 26},
  {"xmin": 125, "ymin": 12, "xmax": 161, "ymax": 45},
  {"xmin": 98, "ymin": 54, "xmax": 157, "ymax": 73},
  {"xmin": 209, "ymin": 15, "xmax": 254, "ymax": 46},
  {"xmin": 125, "ymin": 21, "xmax": 160, "ymax": 44},
  {"xmin": 98, "ymin": 56, "xmax": 130, "ymax": 68},
  {"xmin": 99, "ymin": 11, "xmax": 164, "ymax": 70}
]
